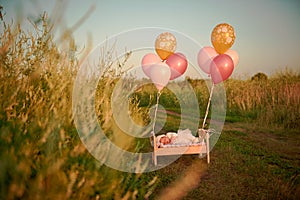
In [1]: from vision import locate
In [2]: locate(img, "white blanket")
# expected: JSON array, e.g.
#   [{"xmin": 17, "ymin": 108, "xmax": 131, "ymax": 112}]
[
  {"xmin": 172, "ymin": 129, "xmax": 199, "ymax": 145},
  {"xmin": 157, "ymin": 129, "xmax": 202, "ymax": 147}
]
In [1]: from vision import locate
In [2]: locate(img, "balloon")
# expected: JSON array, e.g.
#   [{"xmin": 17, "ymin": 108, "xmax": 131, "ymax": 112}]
[
  {"xmin": 225, "ymin": 49, "xmax": 239, "ymax": 67},
  {"xmin": 141, "ymin": 53, "xmax": 161, "ymax": 77},
  {"xmin": 197, "ymin": 46, "xmax": 218, "ymax": 74},
  {"xmin": 155, "ymin": 32, "xmax": 177, "ymax": 60},
  {"xmin": 210, "ymin": 54, "xmax": 234, "ymax": 84},
  {"xmin": 149, "ymin": 62, "xmax": 171, "ymax": 92},
  {"xmin": 166, "ymin": 52, "xmax": 188, "ymax": 80},
  {"xmin": 211, "ymin": 23, "xmax": 236, "ymax": 54}
]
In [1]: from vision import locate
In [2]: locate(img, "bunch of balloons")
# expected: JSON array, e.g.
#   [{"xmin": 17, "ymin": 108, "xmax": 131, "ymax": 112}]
[
  {"xmin": 141, "ymin": 32, "xmax": 188, "ymax": 92},
  {"xmin": 197, "ymin": 23, "xmax": 239, "ymax": 84}
]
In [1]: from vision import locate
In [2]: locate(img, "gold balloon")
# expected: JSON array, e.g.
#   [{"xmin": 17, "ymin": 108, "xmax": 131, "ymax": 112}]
[
  {"xmin": 211, "ymin": 23, "xmax": 236, "ymax": 54},
  {"xmin": 155, "ymin": 32, "xmax": 177, "ymax": 60}
]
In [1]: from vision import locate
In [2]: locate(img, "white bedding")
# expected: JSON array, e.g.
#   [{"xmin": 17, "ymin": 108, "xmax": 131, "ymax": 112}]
[{"xmin": 156, "ymin": 129, "xmax": 205, "ymax": 148}]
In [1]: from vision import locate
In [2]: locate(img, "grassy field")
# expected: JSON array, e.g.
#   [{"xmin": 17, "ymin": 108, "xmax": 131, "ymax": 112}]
[
  {"xmin": 0, "ymin": 14, "xmax": 299, "ymax": 199},
  {"xmin": 145, "ymin": 121, "xmax": 300, "ymax": 200}
]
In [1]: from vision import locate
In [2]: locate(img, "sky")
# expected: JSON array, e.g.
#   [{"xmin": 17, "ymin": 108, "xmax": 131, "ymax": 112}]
[{"xmin": 2, "ymin": 0, "xmax": 300, "ymax": 78}]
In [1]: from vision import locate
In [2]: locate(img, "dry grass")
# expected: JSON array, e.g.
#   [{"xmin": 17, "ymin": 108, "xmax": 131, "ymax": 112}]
[
  {"xmin": 0, "ymin": 12, "xmax": 156, "ymax": 199},
  {"xmin": 1, "ymin": 13, "xmax": 80, "ymax": 199},
  {"xmin": 225, "ymin": 73, "xmax": 300, "ymax": 128}
]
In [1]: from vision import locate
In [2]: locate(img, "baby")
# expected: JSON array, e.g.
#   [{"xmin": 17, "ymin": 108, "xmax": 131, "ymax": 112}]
[
  {"xmin": 158, "ymin": 129, "xmax": 199, "ymax": 146},
  {"xmin": 159, "ymin": 136, "xmax": 171, "ymax": 145},
  {"xmin": 157, "ymin": 132, "xmax": 177, "ymax": 146}
]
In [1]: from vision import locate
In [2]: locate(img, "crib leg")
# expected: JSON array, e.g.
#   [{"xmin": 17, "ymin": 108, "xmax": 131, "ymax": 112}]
[
  {"xmin": 153, "ymin": 153, "xmax": 157, "ymax": 166},
  {"xmin": 206, "ymin": 132, "xmax": 210, "ymax": 164},
  {"xmin": 207, "ymin": 151, "xmax": 210, "ymax": 164}
]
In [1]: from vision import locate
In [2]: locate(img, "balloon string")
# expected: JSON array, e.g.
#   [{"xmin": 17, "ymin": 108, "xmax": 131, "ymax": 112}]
[
  {"xmin": 202, "ymin": 84, "xmax": 215, "ymax": 129},
  {"xmin": 152, "ymin": 91, "xmax": 161, "ymax": 132}
]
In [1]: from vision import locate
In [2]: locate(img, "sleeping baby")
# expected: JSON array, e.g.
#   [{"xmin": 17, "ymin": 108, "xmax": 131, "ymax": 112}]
[
  {"xmin": 158, "ymin": 132, "xmax": 177, "ymax": 145},
  {"xmin": 158, "ymin": 129, "xmax": 200, "ymax": 146}
]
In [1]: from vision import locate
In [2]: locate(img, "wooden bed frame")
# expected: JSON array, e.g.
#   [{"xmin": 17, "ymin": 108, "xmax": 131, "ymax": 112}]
[{"xmin": 151, "ymin": 129, "xmax": 210, "ymax": 165}]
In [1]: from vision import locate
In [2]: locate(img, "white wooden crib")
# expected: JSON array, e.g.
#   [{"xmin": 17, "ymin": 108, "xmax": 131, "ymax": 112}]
[{"xmin": 151, "ymin": 129, "xmax": 210, "ymax": 165}]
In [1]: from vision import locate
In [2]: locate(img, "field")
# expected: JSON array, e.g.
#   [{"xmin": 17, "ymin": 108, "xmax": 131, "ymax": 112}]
[{"xmin": 1, "ymin": 14, "xmax": 300, "ymax": 199}]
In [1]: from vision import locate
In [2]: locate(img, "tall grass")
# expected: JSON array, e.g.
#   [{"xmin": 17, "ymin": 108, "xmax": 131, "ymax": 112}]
[
  {"xmin": 225, "ymin": 72, "xmax": 300, "ymax": 128},
  {"xmin": 0, "ymin": 12, "xmax": 79, "ymax": 199},
  {"xmin": 0, "ymin": 12, "xmax": 156, "ymax": 199}
]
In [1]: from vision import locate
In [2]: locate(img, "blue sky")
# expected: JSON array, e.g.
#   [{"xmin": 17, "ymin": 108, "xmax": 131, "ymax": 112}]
[{"xmin": 2, "ymin": 0, "xmax": 300, "ymax": 77}]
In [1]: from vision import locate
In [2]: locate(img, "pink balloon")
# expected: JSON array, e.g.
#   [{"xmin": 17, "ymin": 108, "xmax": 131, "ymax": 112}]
[
  {"xmin": 166, "ymin": 52, "xmax": 188, "ymax": 80},
  {"xmin": 141, "ymin": 53, "xmax": 161, "ymax": 77},
  {"xmin": 210, "ymin": 54, "xmax": 234, "ymax": 84},
  {"xmin": 225, "ymin": 49, "xmax": 239, "ymax": 67},
  {"xmin": 149, "ymin": 62, "xmax": 171, "ymax": 92},
  {"xmin": 197, "ymin": 46, "xmax": 218, "ymax": 74}
]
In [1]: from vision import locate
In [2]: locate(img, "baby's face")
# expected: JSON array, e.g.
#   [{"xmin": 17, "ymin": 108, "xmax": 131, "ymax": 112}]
[{"xmin": 160, "ymin": 136, "xmax": 171, "ymax": 145}]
